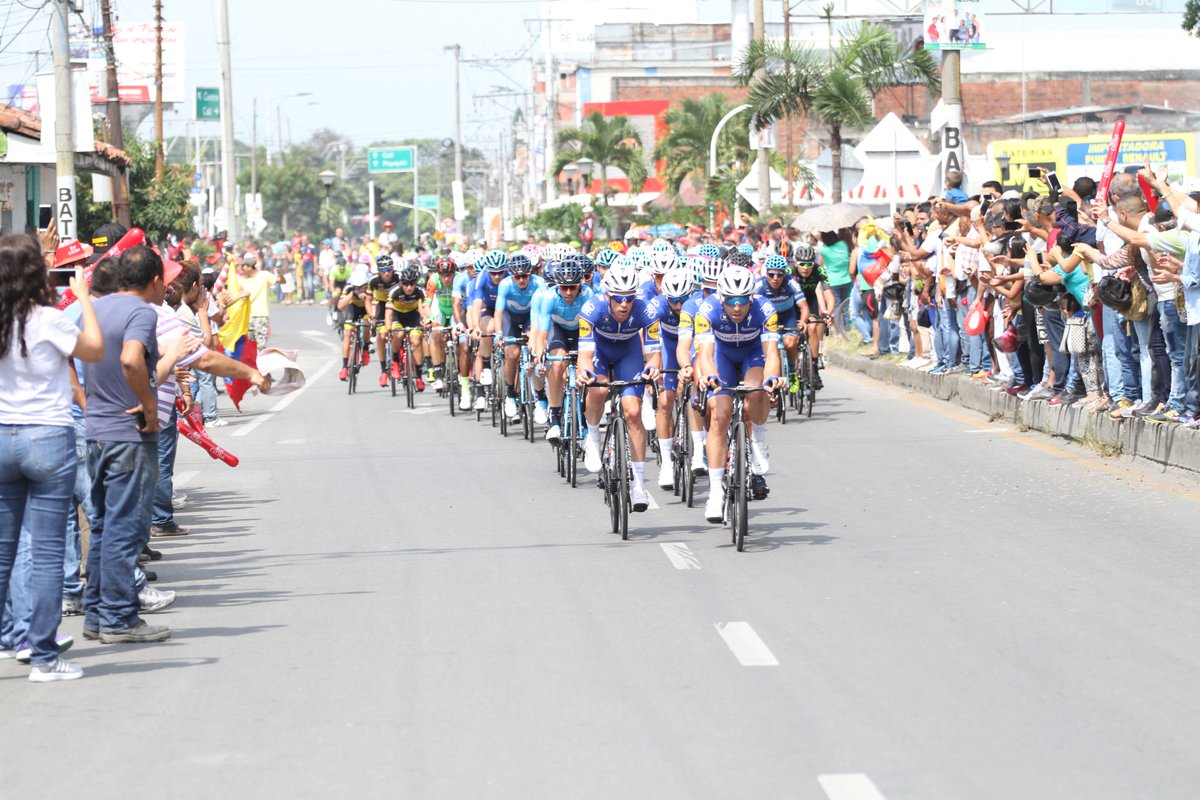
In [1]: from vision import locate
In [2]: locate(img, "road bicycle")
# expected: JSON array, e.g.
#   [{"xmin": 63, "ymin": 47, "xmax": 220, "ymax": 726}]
[
  {"xmin": 720, "ymin": 383, "xmax": 770, "ymax": 552},
  {"xmin": 347, "ymin": 318, "xmax": 372, "ymax": 396},
  {"xmin": 593, "ymin": 377, "xmax": 654, "ymax": 541},
  {"xmin": 544, "ymin": 351, "xmax": 583, "ymax": 488},
  {"xmin": 395, "ymin": 327, "xmax": 422, "ymax": 409},
  {"xmin": 503, "ymin": 335, "xmax": 537, "ymax": 442},
  {"xmin": 672, "ymin": 378, "xmax": 696, "ymax": 506}
]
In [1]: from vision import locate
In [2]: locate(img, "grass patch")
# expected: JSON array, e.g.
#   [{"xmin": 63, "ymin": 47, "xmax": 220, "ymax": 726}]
[{"xmin": 1076, "ymin": 432, "xmax": 1122, "ymax": 458}]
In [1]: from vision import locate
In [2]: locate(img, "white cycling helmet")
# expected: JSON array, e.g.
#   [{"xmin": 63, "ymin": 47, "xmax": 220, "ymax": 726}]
[
  {"xmin": 601, "ymin": 263, "xmax": 641, "ymax": 295},
  {"xmin": 695, "ymin": 255, "xmax": 723, "ymax": 285},
  {"xmin": 651, "ymin": 248, "xmax": 679, "ymax": 275},
  {"xmin": 661, "ymin": 267, "xmax": 694, "ymax": 299},
  {"xmin": 613, "ymin": 254, "xmax": 636, "ymax": 271},
  {"xmin": 717, "ymin": 264, "xmax": 756, "ymax": 298}
]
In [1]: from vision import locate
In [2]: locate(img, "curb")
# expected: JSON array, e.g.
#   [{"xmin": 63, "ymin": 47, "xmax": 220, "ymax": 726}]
[{"xmin": 828, "ymin": 350, "xmax": 1200, "ymax": 474}]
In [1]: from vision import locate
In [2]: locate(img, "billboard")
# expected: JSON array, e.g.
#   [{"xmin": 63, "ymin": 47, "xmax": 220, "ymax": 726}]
[
  {"xmin": 989, "ymin": 132, "xmax": 1198, "ymax": 193},
  {"xmin": 923, "ymin": 0, "xmax": 986, "ymax": 51},
  {"xmin": 71, "ymin": 22, "xmax": 186, "ymax": 105}
]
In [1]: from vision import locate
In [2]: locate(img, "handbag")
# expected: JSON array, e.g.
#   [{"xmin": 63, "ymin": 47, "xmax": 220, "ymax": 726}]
[
  {"xmin": 1126, "ymin": 276, "xmax": 1149, "ymax": 321},
  {"xmin": 1059, "ymin": 313, "xmax": 1088, "ymax": 355}
]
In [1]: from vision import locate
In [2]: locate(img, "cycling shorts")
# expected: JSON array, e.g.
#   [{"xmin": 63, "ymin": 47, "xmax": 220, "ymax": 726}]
[
  {"xmin": 660, "ymin": 335, "xmax": 680, "ymax": 393},
  {"xmin": 377, "ymin": 310, "xmax": 422, "ymax": 332},
  {"xmin": 501, "ymin": 312, "xmax": 531, "ymax": 342},
  {"xmin": 546, "ymin": 322, "xmax": 579, "ymax": 354},
  {"xmin": 592, "ymin": 338, "xmax": 647, "ymax": 398},
  {"xmin": 711, "ymin": 343, "xmax": 766, "ymax": 398},
  {"xmin": 342, "ymin": 303, "xmax": 367, "ymax": 330}
]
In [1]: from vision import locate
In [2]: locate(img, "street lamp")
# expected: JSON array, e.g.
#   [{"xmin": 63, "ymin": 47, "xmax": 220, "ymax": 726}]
[
  {"xmin": 708, "ymin": 104, "xmax": 750, "ymax": 232},
  {"xmin": 576, "ymin": 157, "xmax": 593, "ymax": 197},
  {"xmin": 319, "ymin": 169, "xmax": 336, "ymax": 209},
  {"xmin": 562, "ymin": 162, "xmax": 578, "ymax": 196}
]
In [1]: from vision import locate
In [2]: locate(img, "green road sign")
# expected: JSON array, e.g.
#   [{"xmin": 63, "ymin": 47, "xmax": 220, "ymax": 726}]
[
  {"xmin": 368, "ymin": 146, "xmax": 415, "ymax": 173},
  {"xmin": 417, "ymin": 194, "xmax": 439, "ymax": 210},
  {"xmin": 196, "ymin": 87, "xmax": 220, "ymax": 121}
]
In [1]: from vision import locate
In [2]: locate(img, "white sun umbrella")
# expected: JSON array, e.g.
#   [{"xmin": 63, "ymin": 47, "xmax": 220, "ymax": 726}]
[{"xmin": 791, "ymin": 203, "xmax": 874, "ymax": 234}]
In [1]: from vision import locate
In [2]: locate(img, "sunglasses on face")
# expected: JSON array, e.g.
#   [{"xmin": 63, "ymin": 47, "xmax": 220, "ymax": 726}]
[
  {"xmin": 610, "ymin": 294, "xmax": 636, "ymax": 305},
  {"xmin": 560, "ymin": 285, "xmax": 579, "ymax": 292},
  {"xmin": 723, "ymin": 295, "xmax": 751, "ymax": 307},
  {"xmin": 400, "ymin": 281, "xmax": 417, "ymax": 287},
  {"xmin": 667, "ymin": 296, "xmax": 689, "ymax": 304}
]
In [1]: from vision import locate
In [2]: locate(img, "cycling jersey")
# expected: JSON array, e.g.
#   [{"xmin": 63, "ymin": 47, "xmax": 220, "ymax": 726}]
[
  {"xmin": 647, "ymin": 295, "xmax": 685, "ymax": 391},
  {"xmin": 388, "ymin": 283, "xmax": 425, "ymax": 314},
  {"xmin": 578, "ymin": 296, "xmax": 661, "ymax": 398},
  {"xmin": 638, "ymin": 277, "xmax": 661, "ymax": 304},
  {"xmin": 329, "ymin": 263, "xmax": 353, "ymax": 286},
  {"xmin": 529, "ymin": 284, "xmax": 557, "ymax": 333},
  {"xmin": 495, "ymin": 274, "xmax": 545, "ymax": 316},
  {"xmin": 537, "ymin": 286, "xmax": 593, "ymax": 332},
  {"xmin": 676, "ymin": 288, "xmax": 719, "ymax": 344},
  {"xmin": 695, "ymin": 295, "xmax": 779, "ymax": 396},
  {"xmin": 756, "ymin": 274, "xmax": 807, "ymax": 328},
  {"xmin": 793, "ymin": 264, "xmax": 829, "ymax": 294},
  {"xmin": 340, "ymin": 284, "xmax": 368, "ymax": 328},
  {"xmin": 426, "ymin": 273, "xmax": 454, "ymax": 323},
  {"xmin": 469, "ymin": 271, "xmax": 505, "ymax": 316},
  {"xmin": 368, "ymin": 274, "xmax": 400, "ymax": 317}
]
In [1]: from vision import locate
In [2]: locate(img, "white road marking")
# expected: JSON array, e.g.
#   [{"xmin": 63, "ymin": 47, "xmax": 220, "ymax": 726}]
[
  {"xmin": 965, "ymin": 429, "xmax": 995, "ymax": 434},
  {"xmin": 299, "ymin": 330, "xmax": 327, "ymax": 337},
  {"xmin": 660, "ymin": 542, "xmax": 700, "ymax": 570},
  {"xmin": 646, "ymin": 490, "xmax": 659, "ymax": 510},
  {"xmin": 715, "ymin": 622, "xmax": 779, "ymax": 666},
  {"xmin": 392, "ymin": 407, "xmax": 440, "ymax": 415},
  {"xmin": 233, "ymin": 360, "xmax": 336, "ymax": 437},
  {"xmin": 174, "ymin": 470, "xmax": 199, "ymax": 489},
  {"xmin": 818, "ymin": 773, "xmax": 888, "ymax": 800}
]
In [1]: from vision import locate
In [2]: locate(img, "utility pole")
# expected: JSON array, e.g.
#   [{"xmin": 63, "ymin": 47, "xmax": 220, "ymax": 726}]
[
  {"xmin": 544, "ymin": 16, "xmax": 557, "ymax": 204},
  {"xmin": 446, "ymin": 44, "xmax": 465, "ymax": 223},
  {"xmin": 250, "ymin": 97, "xmax": 257, "ymax": 196},
  {"xmin": 938, "ymin": 48, "xmax": 964, "ymax": 190},
  {"xmin": 752, "ymin": 0, "xmax": 771, "ymax": 219},
  {"xmin": 153, "ymin": 0, "xmax": 164, "ymax": 178},
  {"xmin": 783, "ymin": 0, "xmax": 793, "ymax": 207},
  {"xmin": 216, "ymin": 0, "xmax": 238, "ymax": 241},
  {"xmin": 51, "ymin": 0, "xmax": 77, "ymax": 243},
  {"xmin": 100, "ymin": 0, "xmax": 130, "ymax": 226}
]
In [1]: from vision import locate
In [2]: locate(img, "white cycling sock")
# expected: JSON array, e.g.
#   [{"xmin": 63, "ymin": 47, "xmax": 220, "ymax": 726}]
[
  {"xmin": 751, "ymin": 423, "xmax": 767, "ymax": 444},
  {"xmin": 631, "ymin": 461, "xmax": 645, "ymax": 491},
  {"xmin": 658, "ymin": 439, "xmax": 674, "ymax": 462},
  {"xmin": 691, "ymin": 430, "xmax": 706, "ymax": 451},
  {"xmin": 587, "ymin": 426, "xmax": 601, "ymax": 447},
  {"xmin": 708, "ymin": 467, "xmax": 725, "ymax": 488}
]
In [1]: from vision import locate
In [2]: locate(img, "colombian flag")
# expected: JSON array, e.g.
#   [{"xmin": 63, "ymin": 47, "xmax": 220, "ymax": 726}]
[{"xmin": 217, "ymin": 266, "xmax": 258, "ymax": 411}]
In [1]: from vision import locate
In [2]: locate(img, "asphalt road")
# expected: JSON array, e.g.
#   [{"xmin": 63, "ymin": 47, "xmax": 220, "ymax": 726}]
[{"xmin": 3, "ymin": 305, "xmax": 1199, "ymax": 799}]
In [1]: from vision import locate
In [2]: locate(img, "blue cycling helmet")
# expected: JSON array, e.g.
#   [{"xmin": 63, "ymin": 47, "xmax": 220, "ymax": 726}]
[
  {"xmin": 555, "ymin": 259, "xmax": 584, "ymax": 287},
  {"xmin": 697, "ymin": 243, "xmax": 720, "ymax": 260},
  {"xmin": 737, "ymin": 243, "xmax": 755, "ymax": 257},
  {"xmin": 507, "ymin": 254, "xmax": 533, "ymax": 276},
  {"xmin": 595, "ymin": 248, "xmax": 619, "ymax": 268},
  {"xmin": 763, "ymin": 254, "xmax": 790, "ymax": 273},
  {"xmin": 479, "ymin": 249, "xmax": 508, "ymax": 272}
]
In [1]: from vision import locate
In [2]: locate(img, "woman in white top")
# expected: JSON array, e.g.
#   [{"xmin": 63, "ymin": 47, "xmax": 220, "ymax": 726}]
[{"xmin": 0, "ymin": 234, "xmax": 103, "ymax": 681}]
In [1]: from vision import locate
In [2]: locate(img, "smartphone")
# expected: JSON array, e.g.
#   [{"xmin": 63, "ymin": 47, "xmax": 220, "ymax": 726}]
[
  {"xmin": 38, "ymin": 205, "xmax": 53, "ymax": 230},
  {"xmin": 904, "ymin": 221, "xmax": 914, "ymax": 235},
  {"xmin": 49, "ymin": 268, "xmax": 75, "ymax": 287},
  {"xmin": 980, "ymin": 197, "xmax": 992, "ymax": 214},
  {"xmin": 1046, "ymin": 170, "xmax": 1063, "ymax": 194},
  {"xmin": 1028, "ymin": 167, "xmax": 1044, "ymax": 179}
]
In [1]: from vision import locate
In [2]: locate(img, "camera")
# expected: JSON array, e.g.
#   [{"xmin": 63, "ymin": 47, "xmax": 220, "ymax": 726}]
[{"xmin": 49, "ymin": 268, "xmax": 75, "ymax": 288}]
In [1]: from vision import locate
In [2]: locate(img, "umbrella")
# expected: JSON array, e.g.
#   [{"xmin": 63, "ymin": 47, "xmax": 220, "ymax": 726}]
[
  {"xmin": 791, "ymin": 203, "xmax": 873, "ymax": 234},
  {"xmin": 650, "ymin": 223, "xmax": 684, "ymax": 238}
]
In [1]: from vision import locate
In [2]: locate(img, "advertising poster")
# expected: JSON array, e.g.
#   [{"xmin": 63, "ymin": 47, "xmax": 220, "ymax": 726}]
[{"xmin": 923, "ymin": 0, "xmax": 986, "ymax": 51}]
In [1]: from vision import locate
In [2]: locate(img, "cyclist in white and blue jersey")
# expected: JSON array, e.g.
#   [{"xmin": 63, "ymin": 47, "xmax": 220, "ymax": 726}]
[
  {"xmin": 675, "ymin": 254, "xmax": 724, "ymax": 476},
  {"xmin": 494, "ymin": 254, "xmax": 547, "ymax": 420},
  {"xmin": 639, "ymin": 247, "xmax": 677, "ymax": 303},
  {"xmin": 645, "ymin": 267, "xmax": 695, "ymax": 489}
]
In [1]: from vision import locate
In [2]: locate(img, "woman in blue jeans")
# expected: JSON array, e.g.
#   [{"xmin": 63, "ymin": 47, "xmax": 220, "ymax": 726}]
[{"xmin": 0, "ymin": 234, "xmax": 103, "ymax": 681}]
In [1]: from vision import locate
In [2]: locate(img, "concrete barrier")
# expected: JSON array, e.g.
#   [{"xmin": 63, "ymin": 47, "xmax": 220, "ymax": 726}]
[{"xmin": 829, "ymin": 351, "xmax": 1200, "ymax": 474}]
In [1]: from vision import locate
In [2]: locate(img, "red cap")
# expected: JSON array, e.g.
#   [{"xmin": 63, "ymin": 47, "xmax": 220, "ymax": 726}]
[{"xmin": 54, "ymin": 241, "xmax": 93, "ymax": 267}]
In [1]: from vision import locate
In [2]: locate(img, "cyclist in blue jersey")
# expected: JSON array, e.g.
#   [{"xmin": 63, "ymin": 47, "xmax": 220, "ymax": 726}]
[
  {"xmin": 494, "ymin": 254, "xmax": 547, "ymax": 420},
  {"xmin": 646, "ymin": 267, "xmax": 695, "ymax": 489},
  {"xmin": 694, "ymin": 265, "xmax": 783, "ymax": 523},
  {"xmin": 675, "ymin": 255, "xmax": 724, "ymax": 475},
  {"xmin": 468, "ymin": 249, "xmax": 509, "ymax": 411},
  {"xmin": 577, "ymin": 263, "xmax": 662, "ymax": 512},
  {"xmin": 639, "ymin": 247, "xmax": 678, "ymax": 303},
  {"xmin": 593, "ymin": 248, "xmax": 617, "ymax": 291},
  {"xmin": 757, "ymin": 254, "xmax": 809, "ymax": 383},
  {"xmin": 535, "ymin": 257, "xmax": 593, "ymax": 444}
]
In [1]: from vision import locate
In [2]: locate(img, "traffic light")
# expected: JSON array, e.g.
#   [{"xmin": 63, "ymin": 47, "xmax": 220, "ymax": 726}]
[{"xmin": 372, "ymin": 184, "xmax": 385, "ymax": 210}]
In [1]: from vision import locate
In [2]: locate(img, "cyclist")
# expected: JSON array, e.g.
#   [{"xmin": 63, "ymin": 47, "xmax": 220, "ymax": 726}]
[
  {"xmin": 423, "ymin": 256, "xmax": 458, "ymax": 392},
  {"xmin": 493, "ymin": 254, "xmax": 547, "ymax": 420},
  {"xmin": 452, "ymin": 251, "xmax": 479, "ymax": 409},
  {"xmin": 336, "ymin": 272, "xmax": 371, "ymax": 381},
  {"xmin": 577, "ymin": 263, "xmax": 662, "ymax": 512},
  {"xmin": 757, "ymin": 254, "xmax": 809, "ymax": 389},
  {"xmin": 640, "ymin": 247, "xmax": 677, "ymax": 303},
  {"xmin": 368, "ymin": 255, "xmax": 401, "ymax": 386},
  {"xmin": 675, "ymin": 254, "xmax": 724, "ymax": 477},
  {"xmin": 327, "ymin": 252, "xmax": 353, "ymax": 325},
  {"xmin": 468, "ymin": 249, "xmax": 509, "ymax": 411},
  {"xmin": 693, "ymin": 264, "xmax": 783, "ymax": 523},
  {"xmin": 792, "ymin": 243, "xmax": 834, "ymax": 390},
  {"xmin": 646, "ymin": 266, "xmax": 695, "ymax": 489},
  {"xmin": 593, "ymin": 247, "xmax": 618, "ymax": 291},
  {"xmin": 535, "ymin": 256, "xmax": 593, "ymax": 444},
  {"xmin": 385, "ymin": 263, "xmax": 430, "ymax": 391}
]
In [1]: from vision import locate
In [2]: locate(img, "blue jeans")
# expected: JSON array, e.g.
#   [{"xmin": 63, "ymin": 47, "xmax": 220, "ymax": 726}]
[
  {"xmin": 0, "ymin": 425, "xmax": 75, "ymax": 664},
  {"xmin": 1129, "ymin": 314, "xmax": 1157, "ymax": 405},
  {"xmin": 195, "ymin": 368, "xmax": 219, "ymax": 422},
  {"xmin": 64, "ymin": 417, "xmax": 90, "ymax": 599},
  {"xmin": 830, "ymin": 282, "xmax": 854, "ymax": 310},
  {"xmin": 877, "ymin": 295, "xmax": 900, "ymax": 354},
  {"xmin": 1185, "ymin": 322, "xmax": 1200, "ymax": 417},
  {"xmin": 1158, "ymin": 300, "xmax": 1189, "ymax": 412},
  {"xmin": 850, "ymin": 288, "xmax": 872, "ymax": 344},
  {"xmin": 964, "ymin": 287, "xmax": 993, "ymax": 372},
  {"xmin": 1101, "ymin": 306, "xmax": 1133, "ymax": 403},
  {"xmin": 938, "ymin": 296, "xmax": 961, "ymax": 367},
  {"xmin": 1042, "ymin": 308, "xmax": 1070, "ymax": 394},
  {"xmin": 84, "ymin": 440, "xmax": 157, "ymax": 634},
  {"xmin": 152, "ymin": 408, "xmax": 179, "ymax": 527}
]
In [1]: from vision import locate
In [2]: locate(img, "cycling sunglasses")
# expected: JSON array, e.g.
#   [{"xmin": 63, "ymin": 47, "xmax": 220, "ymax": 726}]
[
  {"xmin": 666, "ymin": 295, "xmax": 690, "ymax": 304},
  {"xmin": 610, "ymin": 294, "xmax": 636, "ymax": 305},
  {"xmin": 723, "ymin": 295, "xmax": 752, "ymax": 307},
  {"xmin": 400, "ymin": 280, "xmax": 418, "ymax": 287}
]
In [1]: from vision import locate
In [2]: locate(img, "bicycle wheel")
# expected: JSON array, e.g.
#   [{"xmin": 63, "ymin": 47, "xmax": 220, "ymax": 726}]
[
  {"xmin": 614, "ymin": 417, "xmax": 631, "ymax": 540},
  {"xmin": 348, "ymin": 336, "xmax": 359, "ymax": 396},
  {"xmin": 802, "ymin": 348, "xmax": 815, "ymax": 418},
  {"xmin": 522, "ymin": 370, "xmax": 535, "ymax": 442},
  {"xmin": 834, "ymin": 297, "xmax": 857, "ymax": 343},
  {"xmin": 567, "ymin": 389, "xmax": 580, "ymax": 488},
  {"xmin": 388, "ymin": 343, "xmax": 397, "ymax": 397},
  {"xmin": 603, "ymin": 424, "xmax": 619, "ymax": 533},
  {"xmin": 731, "ymin": 421, "xmax": 748, "ymax": 551}
]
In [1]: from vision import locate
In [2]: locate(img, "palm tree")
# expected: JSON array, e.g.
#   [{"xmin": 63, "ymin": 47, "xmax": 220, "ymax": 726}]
[
  {"xmin": 653, "ymin": 94, "xmax": 750, "ymax": 199},
  {"xmin": 733, "ymin": 21, "xmax": 940, "ymax": 201},
  {"xmin": 551, "ymin": 111, "xmax": 648, "ymax": 205}
]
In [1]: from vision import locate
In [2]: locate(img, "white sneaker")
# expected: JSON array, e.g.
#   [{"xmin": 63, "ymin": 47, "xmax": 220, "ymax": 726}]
[
  {"xmin": 690, "ymin": 450, "xmax": 706, "ymax": 476},
  {"xmin": 630, "ymin": 487, "xmax": 650, "ymax": 512},
  {"xmin": 433, "ymin": 378, "xmax": 445, "ymax": 392},
  {"xmin": 28, "ymin": 658, "xmax": 83, "ymax": 682},
  {"xmin": 504, "ymin": 397, "xmax": 518, "ymax": 418},
  {"xmin": 534, "ymin": 403, "xmax": 549, "ymax": 425},
  {"xmin": 704, "ymin": 491, "xmax": 725, "ymax": 524},
  {"xmin": 206, "ymin": 418, "xmax": 228, "ymax": 428},
  {"xmin": 474, "ymin": 395, "xmax": 487, "ymax": 411},
  {"xmin": 657, "ymin": 463, "xmax": 674, "ymax": 489},
  {"xmin": 171, "ymin": 493, "xmax": 187, "ymax": 508},
  {"xmin": 584, "ymin": 438, "xmax": 602, "ymax": 473},
  {"xmin": 545, "ymin": 424, "xmax": 562, "ymax": 444},
  {"xmin": 139, "ymin": 585, "xmax": 177, "ymax": 613},
  {"xmin": 480, "ymin": 368, "xmax": 494, "ymax": 386},
  {"xmin": 460, "ymin": 391, "xmax": 473, "ymax": 411},
  {"xmin": 750, "ymin": 441, "xmax": 770, "ymax": 475}
]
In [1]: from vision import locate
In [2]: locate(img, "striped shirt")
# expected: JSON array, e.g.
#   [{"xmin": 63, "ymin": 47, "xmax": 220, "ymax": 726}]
[{"xmin": 155, "ymin": 303, "xmax": 208, "ymax": 425}]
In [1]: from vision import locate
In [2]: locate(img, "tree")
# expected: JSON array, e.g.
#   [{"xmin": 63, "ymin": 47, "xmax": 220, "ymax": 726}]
[
  {"xmin": 734, "ymin": 21, "xmax": 940, "ymax": 201},
  {"xmin": 551, "ymin": 111, "xmax": 648, "ymax": 205},
  {"xmin": 1185, "ymin": 0, "xmax": 1200, "ymax": 35},
  {"xmin": 654, "ymin": 94, "xmax": 750, "ymax": 199}
]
